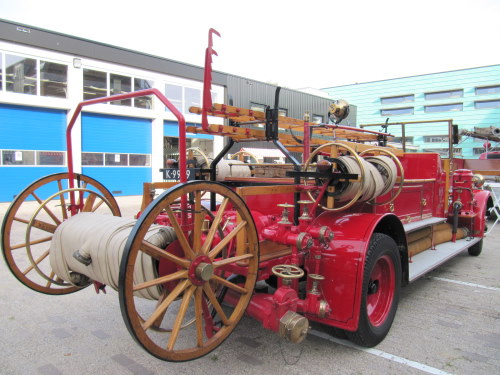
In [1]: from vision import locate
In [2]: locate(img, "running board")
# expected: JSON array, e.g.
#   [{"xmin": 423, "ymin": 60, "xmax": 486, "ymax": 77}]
[{"xmin": 408, "ymin": 237, "xmax": 481, "ymax": 282}]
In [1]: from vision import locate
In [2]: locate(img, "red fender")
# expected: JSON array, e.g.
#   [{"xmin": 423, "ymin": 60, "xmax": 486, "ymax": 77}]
[
  {"xmin": 472, "ymin": 189, "xmax": 491, "ymax": 236},
  {"xmin": 308, "ymin": 212, "xmax": 401, "ymax": 331}
]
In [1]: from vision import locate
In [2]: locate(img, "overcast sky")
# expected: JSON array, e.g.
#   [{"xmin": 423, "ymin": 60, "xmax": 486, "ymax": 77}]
[{"xmin": 1, "ymin": 0, "xmax": 499, "ymax": 89}]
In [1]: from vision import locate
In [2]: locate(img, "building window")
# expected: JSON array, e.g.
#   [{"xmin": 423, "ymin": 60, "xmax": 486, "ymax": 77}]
[
  {"xmin": 82, "ymin": 152, "xmax": 104, "ymax": 166},
  {"xmin": 110, "ymin": 73, "xmax": 132, "ymax": 106},
  {"xmin": 250, "ymin": 102, "xmax": 287, "ymax": 116},
  {"xmin": 1, "ymin": 150, "xmax": 65, "ymax": 165},
  {"xmin": 424, "ymin": 89, "xmax": 463, "ymax": 101},
  {"xmin": 380, "ymin": 95, "xmax": 414, "ymax": 105},
  {"xmin": 422, "ymin": 148, "xmax": 461, "ymax": 156},
  {"xmin": 475, "ymin": 100, "xmax": 500, "ymax": 109},
  {"xmin": 473, "ymin": 148, "xmax": 485, "ymax": 155},
  {"xmin": 380, "ymin": 107, "xmax": 414, "ymax": 116},
  {"xmin": 6, "ymin": 54, "xmax": 37, "ymax": 95},
  {"xmin": 2, "ymin": 150, "xmax": 35, "ymax": 165},
  {"xmin": 40, "ymin": 61, "xmax": 67, "ymax": 98},
  {"xmin": 105, "ymin": 153, "xmax": 128, "ymax": 166},
  {"xmin": 392, "ymin": 136, "xmax": 414, "ymax": 144},
  {"xmin": 165, "ymin": 84, "xmax": 183, "ymax": 112},
  {"xmin": 184, "ymin": 87, "xmax": 201, "ymax": 113},
  {"xmin": 423, "ymin": 135, "xmax": 449, "ymax": 143},
  {"xmin": 476, "ymin": 85, "xmax": 500, "ymax": 95},
  {"xmin": 83, "ymin": 69, "xmax": 107, "ymax": 100},
  {"xmin": 424, "ymin": 103, "xmax": 462, "ymax": 113},
  {"xmin": 36, "ymin": 151, "xmax": 65, "ymax": 165},
  {"xmin": 250, "ymin": 103, "xmax": 266, "ymax": 113},
  {"xmin": 129, "ymin": 154, "xmax": 151, "ymax": 166},
  {"xmin": 312, "ymin": 115, "xmax": 323, "ymax": 123},
  {"xmin": 134, "ymin": 78, "xmax": 153, "ymax": 109},
  {"xmin": 82, "ymin": 152, "xmax": 150, "ymax": 166}
]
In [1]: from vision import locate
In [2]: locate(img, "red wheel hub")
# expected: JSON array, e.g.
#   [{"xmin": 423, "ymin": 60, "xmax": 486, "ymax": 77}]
[{"xmin": 366, "ymin": 255, "xmax": 395, "ymax": 327}]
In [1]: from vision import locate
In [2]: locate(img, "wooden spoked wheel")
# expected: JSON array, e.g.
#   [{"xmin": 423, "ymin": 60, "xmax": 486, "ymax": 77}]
[
  {"xmin": 302, "ymin": 142, "xmax": 365, "ymax": 212},
  {"xmin": 1, "ymin": 173, "xmax": 120, "ymax": 295},
  {"xmin": 359, "ymin": 148, "xmax": 405, "ymax": 206},
  {"xmin": 230, "ymin": 150, "xmax": 260, "ymax": 164},
  {"xmin": 187, "ymin": 147, "xmax": 211, "ymax": 168},
  {"xmin": 119, "ymin": 181, "xmax": 259, "ymax": 361}
]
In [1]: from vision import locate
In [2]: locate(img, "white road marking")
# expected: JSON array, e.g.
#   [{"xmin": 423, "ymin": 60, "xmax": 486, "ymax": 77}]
[
  {"xmin": 430, "ymin": 276, "xmax": 500, "ymax": 291},
  {"xmin": 309, "ymin": 329, "xmax": 455, "ymax": 375}
]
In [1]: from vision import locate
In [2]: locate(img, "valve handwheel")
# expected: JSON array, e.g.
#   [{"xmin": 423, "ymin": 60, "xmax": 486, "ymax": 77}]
[
  {"xmin": 119, "ymin": 180, "xmax": 259, "ymax": 362},
  {"xmin": 302, "ymin": 142, "xmax": 366, "ymax": 212},
  {"xmin": 1, "ymin": 173, "xmax": 120, "ymax": 295},
  {"xmin": 272, "ymin": 264, "xmax": 305, "ymax": 279}
]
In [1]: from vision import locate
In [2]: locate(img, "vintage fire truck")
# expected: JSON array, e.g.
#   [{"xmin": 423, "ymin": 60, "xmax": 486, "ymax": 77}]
[{"xmin": 1, "ymin": 30, "xmax": 492, "ymax": 362}]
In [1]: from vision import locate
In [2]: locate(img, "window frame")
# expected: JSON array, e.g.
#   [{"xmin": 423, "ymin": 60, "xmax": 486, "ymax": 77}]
[
  {"xmin": 380, "ymin": 107, "xmax": 414, "ymax": 116},
  {"xmin": 424, "ymin": 103, "xmax": 463, "ymax": 113},
  {"xmin": 424, "ymin": 89, "xmax": 463, "ymax": 101},
  {"xmin": 380, "ymin": 94, "xmax": 414, "ymax": 105}
]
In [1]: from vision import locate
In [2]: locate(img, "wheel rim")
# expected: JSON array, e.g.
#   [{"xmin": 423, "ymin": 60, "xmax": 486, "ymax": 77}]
[
  {"xmin": 366, "ymin": 255, "xmax": 395, "ymax": 327},
  {"xmin": 119, "ymin": 181, "xmax": 259, "ymax": 361},
  {"xmin": 1, "ymin": 173, "xmax": 120, "ymax": 295}
]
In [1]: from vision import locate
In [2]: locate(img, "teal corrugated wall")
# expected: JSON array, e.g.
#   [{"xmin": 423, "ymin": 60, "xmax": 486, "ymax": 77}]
[{"xmin": 323, "ymin": 65, "xmax": 500, "ymax": 158}]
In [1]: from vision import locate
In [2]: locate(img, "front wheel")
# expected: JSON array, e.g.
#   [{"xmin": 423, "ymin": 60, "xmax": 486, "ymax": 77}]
[{"xmin": 346, "ymin": 233, "xmax": 401, "ymax": 347}]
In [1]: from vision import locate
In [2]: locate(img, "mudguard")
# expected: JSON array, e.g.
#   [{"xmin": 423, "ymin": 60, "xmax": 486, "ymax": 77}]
[{"xmin": 308, "ymin": 211, "xmax": 405, "ymax": 331}]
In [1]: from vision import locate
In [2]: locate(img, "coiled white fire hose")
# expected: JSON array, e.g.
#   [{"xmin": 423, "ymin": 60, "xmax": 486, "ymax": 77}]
[{"xmin": 49, "ymin": 213, "xmax": 176, "ymax": 300}]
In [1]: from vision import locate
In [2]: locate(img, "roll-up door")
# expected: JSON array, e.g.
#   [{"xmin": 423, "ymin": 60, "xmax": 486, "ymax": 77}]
[
  {"xmin": 82, "ymin": 113, "xmax": 152, "ymax": 196},
  {"xmin": 0, "ymin": 104, "xmax": 66, "ymax": 202}
]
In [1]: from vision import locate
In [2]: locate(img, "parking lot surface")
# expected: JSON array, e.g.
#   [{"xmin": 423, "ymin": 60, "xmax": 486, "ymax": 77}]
[{"xmin": 0, "ymin": 196, "xmax": 499, "ymax": 375}]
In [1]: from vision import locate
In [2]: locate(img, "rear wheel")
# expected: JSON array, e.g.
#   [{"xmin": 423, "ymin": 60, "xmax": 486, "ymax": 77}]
[
  {"xmin": 346, "ymin": 233, "xmax": 401, "ymax": 347},
  {"xmin": 119, "ymin": 181, "xmax": 259, "ymax": 361},
  {"xmin": 468, "ymin": 239, "xmax": 483, "ymax": 256}
]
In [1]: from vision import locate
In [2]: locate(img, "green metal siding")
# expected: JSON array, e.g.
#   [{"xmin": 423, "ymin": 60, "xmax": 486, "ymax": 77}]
[{"xmin": 323, "ymin": 65, "xmax": 500, "ymax": 158}]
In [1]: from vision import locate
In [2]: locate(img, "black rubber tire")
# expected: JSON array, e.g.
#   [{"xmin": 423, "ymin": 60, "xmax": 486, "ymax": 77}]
[
  {"xmin": 468, "ymin": 238, "xmax": 483, "ymax": 256},
  {"xmin": 346, "ymin": 233, "xmax": 401, "ymax": 347}
]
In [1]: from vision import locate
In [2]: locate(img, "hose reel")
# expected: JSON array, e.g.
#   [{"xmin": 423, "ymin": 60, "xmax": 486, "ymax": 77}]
[
  {"xmin": 49, "ymin": 213, "xmax": 177, "ymax": 300},
  {"xmin": 302, "ymin": 143, "xmax": 403, "ymax": 211}
]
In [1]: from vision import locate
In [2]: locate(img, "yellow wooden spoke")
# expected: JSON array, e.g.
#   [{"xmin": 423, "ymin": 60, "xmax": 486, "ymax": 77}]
[
  {"xmin": 192, "ymin": 191, "xmax": 203, "ymax": 253},
  {"xmin": 57, "ymin": 180, "xmax": 68, "ymax": 220},
  {"xmin": 202, "ymin": 283, "xmax": 230, "ymax": 326},
  {"xmin": 142, "ymin": 279, "xmax": 190, "ymax": 331},
  {"xmin": 208, "ymin": 220, "xmax": 247, "ymax": 260},
  {"xmin": 31, "ymin": 192, "xmax": 61, "ymax": 225},
  {"xmin": 200, "ymin": 197, "xmax": 229, "ymax": 254},
  {"xmin": 213, "ymin": 253, "xmax": 254, "ymax": 268},
  {"xmin": 22, "ymin": 249, "xmax": 49, "ymax": 275},
  {"xmin": 10, "ymin": 236, "xmax": 52, "ymax": 251},
  {"xmin": 166, "ymin": 285, "xmax": 196, "ymax": 351},
  {"xmin": 140, "ymin": 241, "xmax": 190, "ymax": 269},
  {"xmin": 165, "ymin": 206, "xmax": 196, "ymax": 260},
  {"xmin": 194, "ymin": 287, "xmax": 204, "ymax": 347},
  {"xmin": 133, "ymin": 270, "xmax": 188, "ymax": 292},
  {"xmin": 211, "ymin": 275, "xmax": 248, "ymax": 294}
]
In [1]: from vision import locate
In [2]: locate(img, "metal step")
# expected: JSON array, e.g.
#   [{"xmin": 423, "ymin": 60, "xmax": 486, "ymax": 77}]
[
  {"xmin": 408, "ymin": 237, "xmax": 481, "ymax": 282},
  {"xmin": 403, "ymin": 217, "xmax": 447, "ymax": 233}
]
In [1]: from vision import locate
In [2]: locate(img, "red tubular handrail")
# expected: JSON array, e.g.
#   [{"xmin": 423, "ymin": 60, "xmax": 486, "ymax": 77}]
[{"xmin": 65, "ymin": 88, "xmax": 186, "ymax": 214}]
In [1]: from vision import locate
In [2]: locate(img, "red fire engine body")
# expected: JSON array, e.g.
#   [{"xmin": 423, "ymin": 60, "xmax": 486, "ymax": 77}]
[{"xmin": 1, "ymin": 30, "xmax": 492, "ymax": 362}]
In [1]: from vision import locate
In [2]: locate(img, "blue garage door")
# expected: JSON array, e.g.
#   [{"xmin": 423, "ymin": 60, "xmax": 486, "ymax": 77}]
[
  {"xmin": 0, "ymin": 104, "xmax": 66, "ymax": 202},
  {"xmin": 81, "ymin": 113, "xmax": 152, "ymax": 196}
]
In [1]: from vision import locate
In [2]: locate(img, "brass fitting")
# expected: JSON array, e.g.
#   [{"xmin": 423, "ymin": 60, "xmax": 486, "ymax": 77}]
[{"xmin": 279, "ymin": 311, "xmax": 309, "ymax": 344}]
